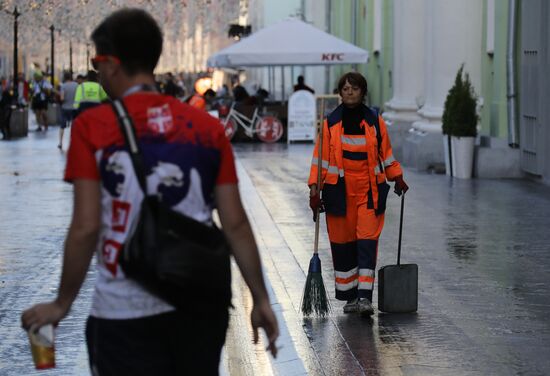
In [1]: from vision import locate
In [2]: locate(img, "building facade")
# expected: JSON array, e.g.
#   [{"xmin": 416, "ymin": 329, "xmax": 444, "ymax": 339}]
[
  {"xmin": 304, "ymin": 0, "xmax": 546, "ymax": 184},
  {"xmin": 519, "ymin": 0, "xmax": 550, "ymax": 184},
  {"xmin": 209, "ymin": 0, "xmax": 549, "ymax": 184}
]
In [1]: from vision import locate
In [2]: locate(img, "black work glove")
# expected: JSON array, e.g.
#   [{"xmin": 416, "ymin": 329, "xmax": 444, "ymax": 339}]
[
  {"xmin": 393, "ymin": 175, "xmax": 409, "ymax": 196},
  {"xmin": 309, "ymin": 192, "xmax": 325, "ymax": 222}
]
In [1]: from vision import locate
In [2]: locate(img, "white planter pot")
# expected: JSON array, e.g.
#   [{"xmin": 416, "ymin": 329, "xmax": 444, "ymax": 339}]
[{"xmin": 451, "ymin": 136, "xmax": 475, "ymax": 179}]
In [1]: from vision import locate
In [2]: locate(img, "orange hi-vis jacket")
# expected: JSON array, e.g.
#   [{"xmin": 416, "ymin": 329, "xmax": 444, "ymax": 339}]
[{"xmin": 308, "ymin": 104, "xmax": 402, "ymax": 215}]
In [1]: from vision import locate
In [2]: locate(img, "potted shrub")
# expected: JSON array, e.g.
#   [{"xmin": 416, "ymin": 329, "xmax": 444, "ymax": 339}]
[{"xmin": 442, "ymin": 65, "xmax": 478, "ymax": 179}]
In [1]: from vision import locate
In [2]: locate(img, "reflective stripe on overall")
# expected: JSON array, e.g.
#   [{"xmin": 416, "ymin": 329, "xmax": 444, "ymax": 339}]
[{"xmin": 326, "ymin": 132, "xmax": 384, "ymax": 301}]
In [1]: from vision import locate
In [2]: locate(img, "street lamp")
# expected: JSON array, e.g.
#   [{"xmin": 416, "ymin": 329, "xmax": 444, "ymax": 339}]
[
  {"xmin": 4, "ymin": 7, "xmax": 21, "ymax": 101},
  {"xmin": 69, "ymin": 41, "xmax": 73, "ymax": 78},
  {"xmin": 86, "ymin": 43, "xmax": 90, "ymax": 72},
  {"xmin": 50, "ymin": 25, "xmax": 55, "ymax": 85}
]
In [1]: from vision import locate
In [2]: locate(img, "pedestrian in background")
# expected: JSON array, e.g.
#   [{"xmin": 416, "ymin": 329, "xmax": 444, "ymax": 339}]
[
  {"xmin": 0, "ymin": 80, "xmax": 14, "ymax": 140},
  {"xmin": 30, "ymin": 72, "xmax": 52, "ymax": 131},
  {"xmin": 73, "ymin": 70, "xmax": 108, "ymax": 115},
  {"xmin": 162, "ymin": 72, "xmax": 180, "ymax": 97},
  {"xmin": 175, "ymin": 72, "xmax": 187, "ymax": 98},
  {"xmin": 58, "ymin": 71, "xmax": 78, "ymax": 150},
  {"xmin": 187, "ymin": 86, "xmax": 216, "ymax": 111},
  {"xmin": 22, "ymin": 8, "xmax": 278, "ymax": 375},
  {"xmin": 17, "ymin": 72, "xmax": 30, "ymax": 107},
  {"xmin": 75, "ymin": 74, "xmax": 85, "ymax": 85},
  {"xmin": 308, "ymin": 71, "xmax": 409, "ymax": 315},
  {"xmin": 294, "ymin": 75, "xmax": 315, "ymax": 94}
]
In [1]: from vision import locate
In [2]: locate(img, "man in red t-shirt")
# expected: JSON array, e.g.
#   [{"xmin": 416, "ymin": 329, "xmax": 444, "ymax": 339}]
[{"xmin": 22, "ymin": 8, "xmax": 278, "ymax": 375}]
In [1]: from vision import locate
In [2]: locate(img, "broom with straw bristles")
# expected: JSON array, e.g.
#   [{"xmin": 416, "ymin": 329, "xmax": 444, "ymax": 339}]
[{"xmin": 301, "ymin": 97, "xmax": 330, "ymax": 317}]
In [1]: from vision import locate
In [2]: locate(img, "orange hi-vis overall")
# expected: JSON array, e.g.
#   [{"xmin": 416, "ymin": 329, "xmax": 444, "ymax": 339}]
[{"xmin": 308, "ymin": 104, "xmax": 402, "ymax": 301}]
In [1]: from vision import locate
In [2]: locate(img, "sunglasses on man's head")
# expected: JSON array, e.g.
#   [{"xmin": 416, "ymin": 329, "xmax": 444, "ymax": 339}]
[{"xmin": 91, "ymin": 55, "xmax": 120, "ymax": 70}]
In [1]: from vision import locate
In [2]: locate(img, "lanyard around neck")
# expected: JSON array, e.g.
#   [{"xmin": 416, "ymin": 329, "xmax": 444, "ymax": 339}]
[{"xmin": 122, "ymin": 84, "xmax": 158, "ymax": 97}]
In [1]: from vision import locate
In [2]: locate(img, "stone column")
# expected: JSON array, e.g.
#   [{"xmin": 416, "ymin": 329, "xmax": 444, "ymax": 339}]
[
  {"xmin": 383, "ymin": 0, "xmax": 425, "ymax": 161},
  {"xmin": 413, "ymin": 0, "xmax": 483, "ymax": 134},
  {"xmin": 402, "ymin": 0, "xmax": 483, "ymax": 171},
  {"xmin": 384, "ymin": 0, "xmax": 425, "ymax": 125}
]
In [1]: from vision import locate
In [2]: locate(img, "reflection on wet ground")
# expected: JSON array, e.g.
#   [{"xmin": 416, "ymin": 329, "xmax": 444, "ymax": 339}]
[
  {"xmin": 1, "ymin": 131, "xmax": 549, "ymax": 375},
  {"xmin": 235, "ymin": 142, "xmax": 550, "ymax": 376}
]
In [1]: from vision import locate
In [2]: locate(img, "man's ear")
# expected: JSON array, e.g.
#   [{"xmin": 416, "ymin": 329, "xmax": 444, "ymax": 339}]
[{"xmin": 107, "ymin": 60, "xmax": 121, "ymax": 79}]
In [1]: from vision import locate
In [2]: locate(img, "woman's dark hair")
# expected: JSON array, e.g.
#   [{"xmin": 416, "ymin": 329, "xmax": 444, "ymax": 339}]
[
  {"xmin": 91, "ymin": 8, "xmax": 162, "ymax": 75},
  {"xmin": 337, "ymin": 72, "xmax": 368, "ymax": 98}
]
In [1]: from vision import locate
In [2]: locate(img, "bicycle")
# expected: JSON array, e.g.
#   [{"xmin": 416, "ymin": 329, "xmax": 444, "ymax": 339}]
[{"xmin": 220, "ymin": 103, "xmax": 284, "ymax": 143}]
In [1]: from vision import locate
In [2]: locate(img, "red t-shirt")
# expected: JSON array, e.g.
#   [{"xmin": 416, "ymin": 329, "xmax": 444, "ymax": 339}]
[
  {"xmin": 64, "ymin": 92, "xmax": 237, "ymax": 319},
  {"xmin": 65, "ymin": 93, "xmax": 237, "ymax": 186}
]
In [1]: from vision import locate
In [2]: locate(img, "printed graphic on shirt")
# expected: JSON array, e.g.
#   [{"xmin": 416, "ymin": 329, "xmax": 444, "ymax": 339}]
[
  {"xmin": 146, "ymin": 161, "xmax": 184, "ymax": 195},
  {"xmin": 147, "ymin": 104, "xmax": 174, "ymax": 134},
  {"xmin": 102, "ymin": 238, "xmax": 122, "ymax": 277},
  {"xmin": 100, "ymin": 150, "xmax": 129, "ymax": 197},
  {"xmin": 99, "ymin": 144, "xmax": 215, "ymax": 222},
  {"xmin": 112, "ymin": 200, "xmax": 131, "ymax": 233}
]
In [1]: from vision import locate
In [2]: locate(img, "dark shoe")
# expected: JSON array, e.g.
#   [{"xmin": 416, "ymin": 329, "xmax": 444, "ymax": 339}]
[
  {"xmin": 57, "ymin": 144, "xmax": 62, "ymax": 150},
  {"xmin": 358, "ymin": 298, "xmax": 374, "ymax": 315},
  {"xmin": 343, "ymin": 298, "xmax": 358, "ymax": 313}
]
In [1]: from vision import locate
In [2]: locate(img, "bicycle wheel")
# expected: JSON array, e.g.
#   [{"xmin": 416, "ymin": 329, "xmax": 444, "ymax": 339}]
[
  {"xmin": 222, "ymin": 118, "xmax": 237, "ymax": 140},
  {"xmin": 256, "ymin": 116, "xmax": 283, "ymax": 143}
]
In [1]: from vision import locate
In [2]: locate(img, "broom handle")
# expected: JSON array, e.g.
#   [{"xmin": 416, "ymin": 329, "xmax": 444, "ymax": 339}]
[
  {"xmin": 313, "ymin": 98, "xmax": 325, "ymax": 255},
  {"xmin": 397, "ymin": 193, "xmax": 405, "ymax": 265}
]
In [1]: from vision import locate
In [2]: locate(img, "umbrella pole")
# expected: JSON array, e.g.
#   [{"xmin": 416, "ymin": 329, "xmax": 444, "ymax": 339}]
[
  {"xmin": 268, "ymin": 67, "xmax": 272, "ymax": 96},
  {"xmin": 281, "ymin": 66, "xmax": 285, "ymax": 102}
]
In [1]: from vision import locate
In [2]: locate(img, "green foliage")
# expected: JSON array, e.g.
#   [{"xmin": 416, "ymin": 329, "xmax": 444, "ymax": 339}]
[{"xmin": 442, "ymin": 65, "xmax": 479, "ymax": 137}]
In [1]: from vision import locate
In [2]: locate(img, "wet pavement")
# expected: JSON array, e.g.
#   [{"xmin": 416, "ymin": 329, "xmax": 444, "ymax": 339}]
[
  {"xmin": 234, "ymin": 142, "xmax": 550, "ymax": 376},
  {"xmin": 1, "ymin": 122, "xmax": 550, "ymax": 375},
  {"xmin": 0, "ymin": 123, "xmax": 92, "ymax": 375}
]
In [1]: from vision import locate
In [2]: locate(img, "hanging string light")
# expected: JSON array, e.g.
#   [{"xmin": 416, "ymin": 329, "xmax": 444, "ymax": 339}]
[{"xmin": 0, "ymin": 0, "xmax": 246, "ymax": 76}]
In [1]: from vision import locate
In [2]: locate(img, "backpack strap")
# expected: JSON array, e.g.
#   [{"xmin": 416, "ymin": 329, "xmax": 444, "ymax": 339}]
[{"xmin": 111, "ymin": 99, "xmax": 148, "ymax": 195}]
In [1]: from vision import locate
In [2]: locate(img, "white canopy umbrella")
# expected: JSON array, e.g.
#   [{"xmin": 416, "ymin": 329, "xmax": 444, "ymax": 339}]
[{"xmin": 207, "ymin": 18, "xmax": 369, "ymax": 68}]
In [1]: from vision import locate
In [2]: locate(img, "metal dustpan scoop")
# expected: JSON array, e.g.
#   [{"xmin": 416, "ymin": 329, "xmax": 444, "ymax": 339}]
[{"xmin": 378, "ymin": 194, "xmax": 418, "ymax": 313}]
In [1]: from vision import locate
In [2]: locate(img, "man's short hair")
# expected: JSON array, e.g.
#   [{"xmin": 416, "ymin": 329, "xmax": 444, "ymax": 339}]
[
  {"xmin": 87, "ymin": 70, "xmax": 98, "ymax": 82},
  {"xmin": 337, "ymin": 72, "xmax": 368, "ymax": 98},
  {"xmin": 204, "ymin": 89, "xmax": 216, "ymax": 98},
  {"xmin": 63, "ymin": 71, "xmax": 72, "ymax": 81},
  {"xmin": 91, "ymin": 8, "xmax": 163, "ymax": 75}
]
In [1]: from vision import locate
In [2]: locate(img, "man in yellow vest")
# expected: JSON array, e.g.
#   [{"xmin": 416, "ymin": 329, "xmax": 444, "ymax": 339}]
[{"xmin": 73, "ymin": 70, "xmax": 108, "ymax": 115}]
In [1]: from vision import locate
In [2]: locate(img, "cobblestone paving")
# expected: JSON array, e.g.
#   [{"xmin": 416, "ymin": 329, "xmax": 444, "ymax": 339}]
[{"xmin": 235, "ymin": 143, "xmax": 550, "ymax": 376}]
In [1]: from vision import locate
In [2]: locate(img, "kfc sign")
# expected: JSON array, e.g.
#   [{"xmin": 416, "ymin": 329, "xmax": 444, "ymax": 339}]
[{"xmin": 322, "ymin": 53, "xmax": 344, "ymax": 61}]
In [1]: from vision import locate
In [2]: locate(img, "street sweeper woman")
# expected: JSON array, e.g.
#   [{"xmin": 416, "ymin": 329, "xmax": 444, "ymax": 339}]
[{"xmin": 308, "ymin": 72, "xmax": 409, "ymax": 315}]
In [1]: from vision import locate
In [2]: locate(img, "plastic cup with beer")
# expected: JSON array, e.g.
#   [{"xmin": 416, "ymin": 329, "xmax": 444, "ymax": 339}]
[{"xmin": 28, "ymin": 324, "xmax": 55, "ymax": 370}]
